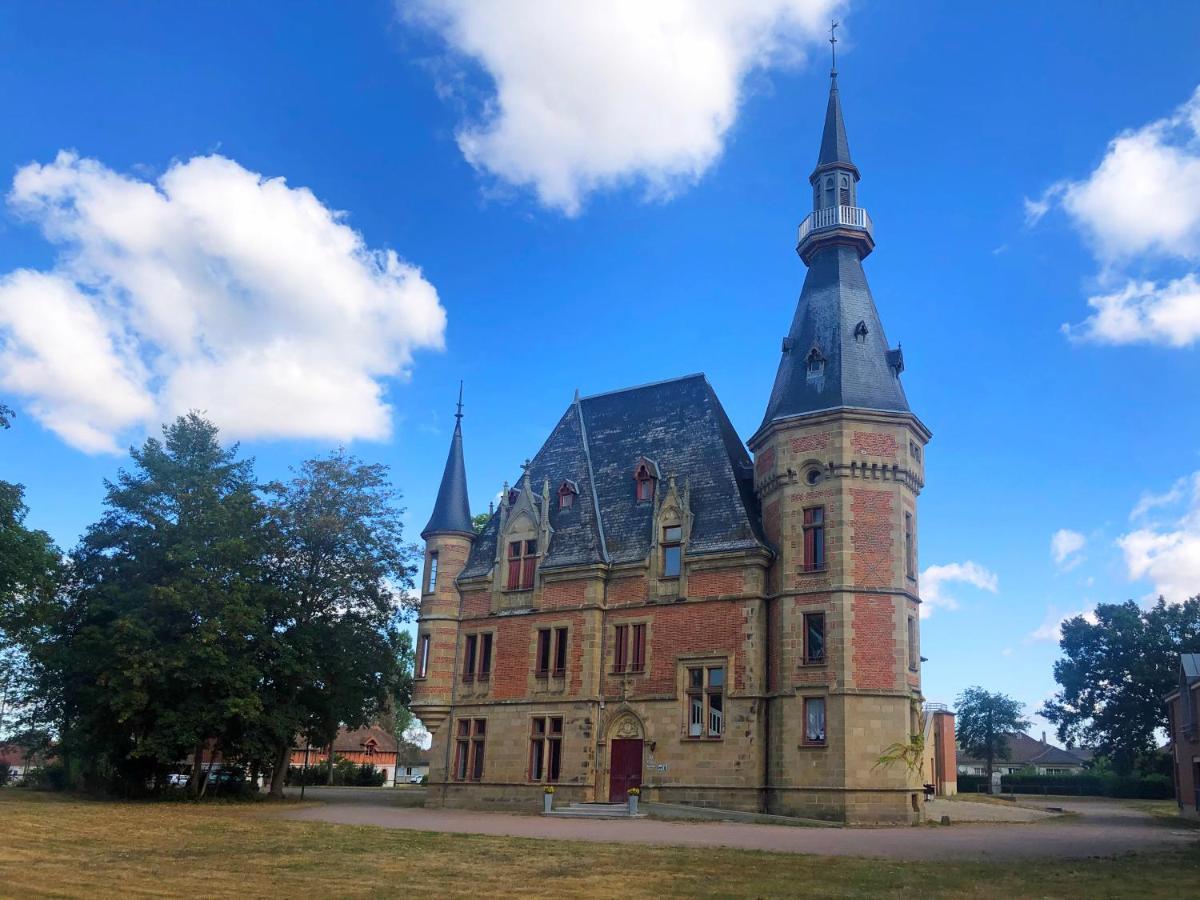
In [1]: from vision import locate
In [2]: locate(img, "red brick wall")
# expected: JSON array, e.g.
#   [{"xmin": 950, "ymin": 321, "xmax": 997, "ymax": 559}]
[
  {"xmin": 755, "ymin": 447, "xmax": 775, "ymax": 476},
  {"xmin": 609, "ymin": 577, "xmax": 646, "ymax": 606},
  {"xmin": 852, "ymin": 594, "xmax": 896, "ymax": 690},
  {"xmin": 851, "ymin": 488, "xmax": 894, "ymax": 586},
  {"xmin": 488, "ymin": 612, "xmax": 586, "ymax": 700},
  {"xmin": 461, "ymin": 590, "xmax": 489, "ymax": 618},
  {"xmin": 689, "ymin": 569, "xmax": 743, "ymax": 597},
  {"xmin": 791, "ymin": 432, "xmax": 831, "ymax": 454},
  {"xmin": 851, "ymin": 431, "xmax": 898, "ymax": 458},
  {"xmin": 608, "ymin": 601, "xmax": 747, "ymax": 696},
  {"xmin": 541, "ymin": 580, "xmax": 587, "ymax": 609},
  {"xmin": 1170, "ymin": 692, "xmax": 1200, "ymax": 813}
]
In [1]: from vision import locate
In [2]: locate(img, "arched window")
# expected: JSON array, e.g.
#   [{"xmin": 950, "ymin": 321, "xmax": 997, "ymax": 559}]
[
  {"xmin": 806, "ymin": 347, "xmax": 825, "ymax": 375},
  {"xmin": 634, "ymin": 462, "xmax": 657, "ymax": 502},
  {"xmin": 824, "ymin": 177, "xmax": 835, "ymax": 209},
  {"xmin": 839, "ymin": 175, "xmax": 851, "ymax": 206},
  {"xmin": 557, "ymin": 480, "xmax": 578, "ymax": 509}
]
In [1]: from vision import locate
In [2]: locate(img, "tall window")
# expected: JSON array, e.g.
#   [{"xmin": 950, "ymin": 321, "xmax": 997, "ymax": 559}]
[
  {"xmin": 470, "ymin": 719, "xmax": 486, "ymax": 780},
  {"xmin": 804, "ymin": 612, "xmax": 825, "ymax": 664},
  {"xmin": 824, "ymin": 177, "xmax": 834, "ymax": 209},
  {"xmin": 462, "ymin": 634, "xmax": 477, "ymax": 681},
  {"xmin": 804, "ymin": 697, "xmax": 826, "ymax": 745},
  {"xmin": 839, "ymin": 175, "xmax": 850, "ymax": 206},
  {"xmin": 631, "ymin": 624, "xmax": 646, "ymax": 673},
  {"xmin": 905, "ymin": 512, "xmax": 915, "ymax": 578},
  {"xmin": 529, "ymin": 716, "xmax": 563, "ymax": 782},
  {"xmin": 416, "ymin": 633, "xmax": 430, "ymax": 679},
  {"xmin": 662, "ymin": 525, "xmax": 682, "ymax": 577},
  {"xmin": 454, "ymin": 720, "xmax": 470, "ymax": 780},
  {"xmin": 506, "ymin": 539, "xmax": 538, "ymax": 590},
  {"xmin": 479, "ymin": 633, "xmax": 493, "ymax": 681},
  {"xmin": 803, "ymin": 507, "xmax": 825, "ymax": 571},
  {"xmin": 634, "ymin": 462, "xmax": 657, "ymax": 502},
  {"xmin": 613, "ymin": 624, "xmax": 628, "ymax": 673},
  {"xmin": 535, "ymin": 628, "xmax": 551, "ymax": 676},
  {"xmin": 426, "ymin": 552, "xmax": 438, "ymax": 593},
  {"xmin": 553, "ymin": 627, "xmax": 568, "ymax": 676},
  {"xmin": 687, "ymin": 665, "xmax": 725, "ymax": 738},
  {"xmin": 907, "ymin": 616, "xmax": 918, "ymax": 671}
]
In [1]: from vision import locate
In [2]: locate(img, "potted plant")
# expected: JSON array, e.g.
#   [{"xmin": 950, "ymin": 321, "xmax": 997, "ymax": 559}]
[
  {"xmin": 543, "ymin": 785, "xmax": 555, "ymax": 813},
  {"xmin": 627, "ymin": 786, "xmax": 640, "ymax": 815}
]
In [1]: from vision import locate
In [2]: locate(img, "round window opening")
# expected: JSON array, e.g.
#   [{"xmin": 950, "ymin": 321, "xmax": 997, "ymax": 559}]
[{"xmin": 805, "ymin": 469, "xmax": 821, "ymax": 485}]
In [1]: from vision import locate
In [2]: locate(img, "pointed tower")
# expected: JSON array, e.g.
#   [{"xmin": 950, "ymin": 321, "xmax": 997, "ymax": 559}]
[
  {"xmin": 750, "ymin": 61, "xmax": 932, "ymax": 824},
  {"xmin": 411, "ymin": 386, "xmax": 474, "ymax": 740}
]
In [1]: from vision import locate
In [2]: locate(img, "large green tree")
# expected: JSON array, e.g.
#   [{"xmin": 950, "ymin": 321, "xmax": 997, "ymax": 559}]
[
  {"xmin": 259, "ymin": 450, "xmax": 417, "ymax": 796},
  {"xmin": 65, "ymin": 413, "xmax": 269, "ymax": 794},
  {"xmin": 1041, "ymin": 598, "xmax": 1200, "ymax": 774},
  {"xmin": 955, "ymin": 686, "xmax": 1029, "ymax": 788}
]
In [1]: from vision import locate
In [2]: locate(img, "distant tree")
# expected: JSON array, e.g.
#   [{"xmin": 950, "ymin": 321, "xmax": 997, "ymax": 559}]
[
  {"xmin": 258, "ymin": 450, "xmax": 417, "ymax": 797},
  {"xmin": 0, "ymin": 403, "xmax": 13, "ymax": 429},
  {"xmin": 956, "ymin": 686, "xmax": 1029, "ymax": 789},
  {"xmin": 1041, "ymin": 598, "xmax": 1200, "ymax": 774},
  {"xmin": 472, "ymin": 512, "xmax": 490, "ymax": 534},
  {"xmin": 377, "ymin": 630, "xmax": 415, "ymax": 744}
]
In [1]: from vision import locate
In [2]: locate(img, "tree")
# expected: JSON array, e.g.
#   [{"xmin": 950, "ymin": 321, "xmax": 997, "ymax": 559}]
[
  {"xmin": 378, "ymin": 630, "xmax": 415, "ymax": 744},
  {"xmin": 62, "ymin": 413, "xmax": 269, "ymax": 795},
  {"xmin": 472, "ymin": 512, "xmax": 490, "ymax": 534},
  {"xmin": 258, "ymin": 450, "xmax": 418, "ymax": 797},
  {"xmin": 0, "ymin": 403, "xmax": 12, "ymax": 429},
  {"xmin": 1041, "ymin": 598, "xmax": 1200, "ymax": 774},
  {"xmin": 956, "ymin": 686, "xmax": 1029, "ymax": 789}
]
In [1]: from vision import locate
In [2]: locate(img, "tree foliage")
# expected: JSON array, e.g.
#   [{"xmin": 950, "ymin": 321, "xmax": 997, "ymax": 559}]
[
  {"xmin": 1041, "ymin": 598, "xmax": 1200, "ymax": 774},
  {"xmin": 955, "ymin": 686, "xmax": 1029, "ymax": 784}
]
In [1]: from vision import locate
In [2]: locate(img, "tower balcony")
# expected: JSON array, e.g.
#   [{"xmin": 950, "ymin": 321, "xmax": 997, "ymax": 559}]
[{"xmin": 796, "ymin": 205, "xmax": 874, "ymax": 263}]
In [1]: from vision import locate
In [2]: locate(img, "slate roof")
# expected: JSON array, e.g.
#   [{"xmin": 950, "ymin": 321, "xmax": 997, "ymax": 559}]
[
  {"xmin": 957, "ymin": 732, "xmax": 1089, "ymax": 769},
  {"xmin": 816, "ymin": 72, "xmax": 853, "ymax": 170},
  {"xmin": 461, "ymin": 374, "xmax": 767, "ymax": 578},
  {"xmin": 422, "ymin": 411, "xmax": 473, "ymax": 538}
]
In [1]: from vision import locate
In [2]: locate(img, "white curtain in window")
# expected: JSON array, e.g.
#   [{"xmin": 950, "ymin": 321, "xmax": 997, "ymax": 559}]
[{"xmin": 806, "ymin": 698, "xmax": 825, "ymax": 743}]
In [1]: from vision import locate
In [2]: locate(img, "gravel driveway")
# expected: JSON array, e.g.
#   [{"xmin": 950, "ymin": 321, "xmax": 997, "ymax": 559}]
[{"xmin": 279, "ymin": 790, "xmax": 1198, "ymax": 861}]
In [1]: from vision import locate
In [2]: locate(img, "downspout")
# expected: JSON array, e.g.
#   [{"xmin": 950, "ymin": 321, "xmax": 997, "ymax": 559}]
[{"xmin": 762, "ymin": 589, "xmax": 772, "ymax": 814}]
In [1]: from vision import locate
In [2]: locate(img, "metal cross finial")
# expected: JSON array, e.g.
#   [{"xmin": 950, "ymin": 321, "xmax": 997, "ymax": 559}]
[
  {"xmin": 521, "ymin": 458, "xmax": 532, "ymax": 474},
  {"xmin": 455, "ymin": 380, "xmax": 464, "ymax": 423},
  {"xmin": 829, "ymin": 19, "xmax": 839, "ymax": 74}
]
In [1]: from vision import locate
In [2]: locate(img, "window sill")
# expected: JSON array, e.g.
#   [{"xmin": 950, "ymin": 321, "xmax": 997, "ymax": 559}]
[
  {"xmin": 682, "ymin": 735, "xmax": 724, "ymax": 742},
  {"xmin": 800, "ymin": 659, "xmax": 827, "ymax": 667},
  {"xmin": 799, "ymin": 566, "xmax": 828, "ymax": 575},
  {"xmin": 800, "ymin": 741, "xmax": 827, "ymax": 749}
]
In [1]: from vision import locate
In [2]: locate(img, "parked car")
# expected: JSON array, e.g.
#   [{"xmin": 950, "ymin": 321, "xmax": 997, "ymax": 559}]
[
  {"xmin": 406, "ymin": 774, "xmax": 424, "ymax": 784},
  {"xmin": 167, "ymin": 773, "xmax": 188, "ymax": 786}
]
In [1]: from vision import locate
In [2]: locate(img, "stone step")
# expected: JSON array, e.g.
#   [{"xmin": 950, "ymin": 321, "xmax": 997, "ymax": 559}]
[{"xmin": 543, "ymin": 804, "xmax": 644, "ymax": 819}]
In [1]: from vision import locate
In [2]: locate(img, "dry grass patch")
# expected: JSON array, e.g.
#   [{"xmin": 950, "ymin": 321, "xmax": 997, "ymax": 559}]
[{"xmin": 0, "ymin": 792, "xmax": 1197, "ymax": 898}]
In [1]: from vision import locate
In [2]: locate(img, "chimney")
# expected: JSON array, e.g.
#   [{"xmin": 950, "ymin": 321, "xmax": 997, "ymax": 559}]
[{"xmin": 1041, "ymin": 731, "xmax": 1047, "ymax": 744}]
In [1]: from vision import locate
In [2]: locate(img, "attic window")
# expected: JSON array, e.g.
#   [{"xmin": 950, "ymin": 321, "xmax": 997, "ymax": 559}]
[
  {"xmin": 558, "ymin": 480, "xmax": 578, "ymax": 509},
  {"xmin": 806, "ymin": 348, "xmax": 825, "ymax": 375},
  {"xmin": 508, "ymin": 489, "xmax": 520, "ymax": 506},
  {"xmin": 854, "ymin": 320, "xmax": 868, "ymax": 343},
  {"xmin": 634, "ymin": 463, "xmax": 657, "ymax": 502}
]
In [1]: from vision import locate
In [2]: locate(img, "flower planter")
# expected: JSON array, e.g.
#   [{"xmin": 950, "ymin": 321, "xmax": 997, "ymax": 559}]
[
  {"xmin": 543, "ymin": 791, "xmax": 554, "ymax": 813},
  {"xmin": 627, "ymin": 793, "xmax": 639, "ymax": 815}
]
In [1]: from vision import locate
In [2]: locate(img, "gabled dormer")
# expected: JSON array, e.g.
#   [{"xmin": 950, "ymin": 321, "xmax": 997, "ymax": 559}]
[
  {"xmin": 492, "ymin": 470, "xmax": 551, "ymax": 605},
  {"xmin": 634, "ymin": 457, "xmax": 660, "ymax": 502},
  {"xmin": 650, "ymin": 474, "xmax": 693, "ymax": 598}
]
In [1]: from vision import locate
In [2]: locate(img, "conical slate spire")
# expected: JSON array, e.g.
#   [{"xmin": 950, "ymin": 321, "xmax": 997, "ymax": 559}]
[
  {"xmin": 421, "ymin": 384, "xmax": 473, "ymax": 538},
  {"xmin": 760, "ymin": 71, "xmax": 908, "ymax": 430},
  {"xmin": 816, "ymin": 72, "xmax": 853, "ymax": 169}
]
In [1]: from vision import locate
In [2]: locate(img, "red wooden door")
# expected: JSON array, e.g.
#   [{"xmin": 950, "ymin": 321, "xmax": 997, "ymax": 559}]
[{"xmin": 609, "ymin": 738, "xmax": 643, "ymax": 802}]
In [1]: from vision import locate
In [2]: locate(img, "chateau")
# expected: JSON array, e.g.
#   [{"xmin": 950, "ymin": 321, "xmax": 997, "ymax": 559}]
[{"xmin": 411, "ymin": 68, "xmax": 931, "ymax": 824}]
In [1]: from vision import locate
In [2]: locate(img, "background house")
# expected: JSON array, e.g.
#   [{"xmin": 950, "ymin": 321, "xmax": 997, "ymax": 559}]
[
  {"xmin": 956, "ymin": 732, "xmax": 1090, "ymax": 776},
  {"xmin": 396, "ymin": 743, "xmax": 431, "ymax": 783},
  {"xmin": 922, "ymin": 704, "xmax": 957, "ymax": 796},
  {"xmin": 291, "ymin": 725, "xmax": 400, "ymax": 785}
]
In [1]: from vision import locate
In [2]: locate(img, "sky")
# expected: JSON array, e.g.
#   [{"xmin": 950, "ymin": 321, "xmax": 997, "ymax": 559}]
[{"xmin": 2, "ymin": 1, "xmax": 1200, "ymax": 744}]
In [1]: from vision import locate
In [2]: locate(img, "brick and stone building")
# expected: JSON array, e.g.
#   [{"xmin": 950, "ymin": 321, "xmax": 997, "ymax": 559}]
[
  {"xmin": 411, "ymin": 66, "xmax": 931, "ymax": 823},
  {"xmin": 1166, "ymin": 653, "xmax": 1200, "ymax": 817}
]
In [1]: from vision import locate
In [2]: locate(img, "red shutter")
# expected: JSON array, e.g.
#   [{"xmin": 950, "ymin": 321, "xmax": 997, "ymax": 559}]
[
  {"xmin": 632, "ymin": 624, "xmax": 645, "ymax": 672},
  {"xmin": 521, "ymin": 556, "xmax": 536, "ymax": 589},
  {"xmin": 614, "ymin": 624, "xmax": 628, "ymax": 672}
]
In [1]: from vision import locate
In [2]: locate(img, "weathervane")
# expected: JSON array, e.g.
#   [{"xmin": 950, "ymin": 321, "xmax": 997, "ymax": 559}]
[
  {"xmin": 455, "ymin": 380, "xmax": 464, "ymax": 424},
  {"xmin": 829, "ymin": 19, "xmax": 839, "ymax": 74}
]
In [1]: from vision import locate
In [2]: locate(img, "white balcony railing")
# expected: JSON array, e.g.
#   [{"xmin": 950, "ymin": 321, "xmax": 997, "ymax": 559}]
[{"xmin": 797, "ymin": 205, "xmax": 873, "ymax": 244}]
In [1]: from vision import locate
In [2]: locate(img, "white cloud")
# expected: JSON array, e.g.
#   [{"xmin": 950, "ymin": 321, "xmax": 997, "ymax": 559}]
[
  {"xmin": 1050, "ymin": 528, "xmax": 1087, "ymax": 570},
  {"xmin": 919, "ymin": 561, "xmax": 998, "ymax": 619},
  {"xmin": 1063, "ymin": 274, "xmax": 1200, "ymax": 347},
  {"xmin": 1118, "ymin": 472, "xmax": 1200, "ymax": 603},
  {"xmin": 0, "ymin": 152, "xmax": 446, "ymax": 453},
  {"xmin": 1046, "ymin": 86, "xmax": 1200, "ymax": 263},
  {"xmin": 407, "ymin": 0, "xmax": 840, "ymax": 215},
  {"xmin": 1029, "ymin": 605, "xmax": 1097, "ymax": 643}
]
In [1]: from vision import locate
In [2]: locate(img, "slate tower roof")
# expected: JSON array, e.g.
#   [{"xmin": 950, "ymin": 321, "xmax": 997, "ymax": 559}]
[
  {"xmin": 421, "ymin": 386, "xmax": 473, "ymax": 538},
  {"xmin": 461, "ymin": 375, "xmax": 765, "ymax": 578},
  {"xmin": 759, "ymin": 70, "xmax": 908, "ymax": 430}
]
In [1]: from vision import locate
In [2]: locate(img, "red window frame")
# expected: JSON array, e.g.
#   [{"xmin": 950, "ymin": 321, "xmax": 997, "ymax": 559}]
[
  {"xmin": 631, "ymin": 623, "xmax": 646, "ymax": 673},
  {"xmin": 535, "ymin": 628, "xmax": 551, "ymax": 676},
  {"xmin": 478, "ymin": 632, "xmax": 493, "ymax": 681},
  {"xmin": 802, "ymin": 506, "xmax": 825, "ymax": 572},
  {"xmin": 803, "ymin": 612, "xmax": 825, "ymax": 665},
  {"xmin": 528, "ymin": 716, "xmax": 563, "ymax": 783},
  {"xmin": 613, "ymin": 624, "xmax": 628, "ymax": 673},
  {"xmin": 453, "ymin": 719, "xmax": 471, "ymax": 780},
  {"xmin": 552, "ymin": 627, "xmax": 568, "ymax": 676},
  {"xmin": 469, "ymin": 719, "xmax": 486, "ymax": 781},
  {"xmin": 506, "ymin": 539, "xmax": 539, "ymax": 590},
  {"xmin": 462, "ymin": 634, "xmax": 477, "ymax": 682}
]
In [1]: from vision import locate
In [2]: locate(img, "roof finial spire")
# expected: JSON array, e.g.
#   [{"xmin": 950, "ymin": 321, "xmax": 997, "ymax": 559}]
[
  {"xmin": 829, "ymin": 19, "xmax": 839, "ymax": 76},
  {"xmin": 455, "ymin": 380, "xmax": 464, "ymax": 425}
]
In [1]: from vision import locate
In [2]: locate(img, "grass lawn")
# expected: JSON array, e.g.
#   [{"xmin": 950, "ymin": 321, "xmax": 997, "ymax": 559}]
[{"xmin": 1, "ymin": 792, "xmax": 1197, "ymax": 899}]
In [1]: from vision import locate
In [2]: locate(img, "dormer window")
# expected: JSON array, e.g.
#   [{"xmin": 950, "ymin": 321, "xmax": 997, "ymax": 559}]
[
  {"xmin": 558, "ymin": 480, "xmax": 578, "ymax": 509},
  {"xmin": 806, "ymin": 347, "xmax": 825, "ymax": 375},
  {"xmin": 854, "ymin": 320, "xmax": 868, "ymax": 343},
  {"xmin": 506, "ymin": 539, "xmax": 538, "ymax": 591},
  {"xmin": 634, "ymin": 460, "xmax": 658, "ymax": 502}
]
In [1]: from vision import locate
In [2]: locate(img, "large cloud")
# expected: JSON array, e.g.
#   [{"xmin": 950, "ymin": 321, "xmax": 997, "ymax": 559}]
[
  {"xmin": 1050, "ymin": 528, "xmax": 1087, "ymax": 571},
  {"xmin": 1119, "ymin": 472, "xmax": 1200, "ymax": 603},
  {"xmin": 919, "ymin": 561, "xmax": 998, "ymax": 619},
  {"xmin": 1031, "ymin": 86, "xmax": 1200, "ymax": 347},
  {"xmin": 0, "ymin": 152, "xmax": 446, "ymax": 453},
  {"xmin": 407, "ymin": 0, "xmax": 840, "ymax": 215}
]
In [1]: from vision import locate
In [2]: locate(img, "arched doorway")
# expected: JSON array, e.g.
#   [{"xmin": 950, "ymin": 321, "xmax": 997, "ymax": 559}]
[{"xmin": 605, "ymin": 711, "xmax": 644, "ymax": 802}]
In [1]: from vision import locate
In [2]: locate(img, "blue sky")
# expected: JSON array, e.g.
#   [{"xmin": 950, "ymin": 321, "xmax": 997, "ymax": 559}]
[{"xmin": 3, "ymin": 1, "xmax": 1200, "ymax": 741}]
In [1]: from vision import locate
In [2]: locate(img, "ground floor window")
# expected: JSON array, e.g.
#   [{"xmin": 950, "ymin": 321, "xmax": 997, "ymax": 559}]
[
  {"xmin": 803, "ymin": 697, "xmax": 826, "ymax": 745},
  {"xmin": 529, "ymin": 716, "xmax": 563, "ymax": 782},
  {"xmin": 686, "ymin": 664, "xmax": 725, "ymax": 738},
  {"xmin": 454, "ymin": 718, "xmax": 486, "ymax": 781}
]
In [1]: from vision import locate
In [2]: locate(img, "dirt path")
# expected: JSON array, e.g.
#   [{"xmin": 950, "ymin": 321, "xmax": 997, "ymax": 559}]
[{"xmin": 279, "ymin": 791, "xmax": 1198, "ymax": 861}]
